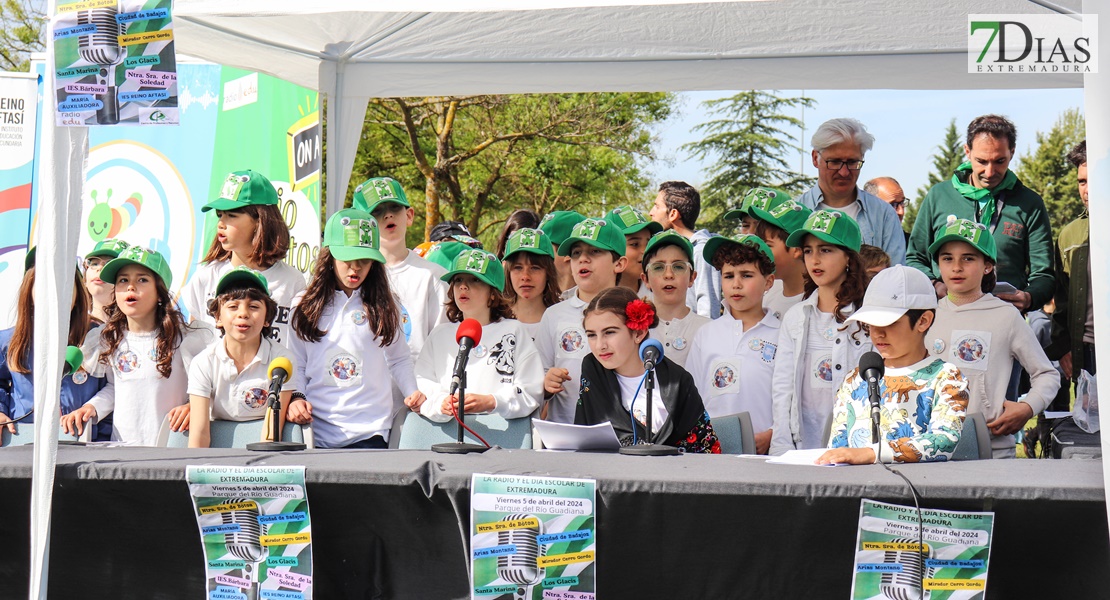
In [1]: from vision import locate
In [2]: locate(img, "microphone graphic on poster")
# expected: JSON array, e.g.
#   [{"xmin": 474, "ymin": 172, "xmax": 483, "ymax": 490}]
[
  {"xmin": 880, "ymin": 537, "xmax": 934, "ymax": 600},
  {"xmin": 77, "ymin": 3, "xmax": 125, "ymax": 124},
  {"xmin": 497, "ymin": 514, "xmax": 544, "ymax": 600},
  {"xmin": 221, "ymin": 499, "xmax": 268, "ymax": 600}
]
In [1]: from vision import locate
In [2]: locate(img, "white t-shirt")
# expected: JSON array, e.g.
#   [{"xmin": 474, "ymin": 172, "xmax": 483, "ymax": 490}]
[
  {"xmin": 817, "ymin": 200, "xmax": 861, "ymax": 221},
  {"xmin": 686, "ymin": 310, "xmax": 780, "ymax": 432},
  {"xmin": 535, "ymin": 294, "xmax": 589, "ymax": 423},
  {"xmin": 798, "ymin": 309, "xmax": 837, "ymax": 449},
  {"xmin": 187, "ymin": 336, "xmax": 295, "ymax": 421},
  {"xmin": 417, "ymin": 319, "xmax": 544, "ymax": 422},
  {"xmin": 518, "ymin": 320, "xmax": 541, "ymax": 341},
  {"xmin": 180, "ymin": 260, "xmax": 307, "ymax": 348},
  {"xmin": 83, "ymin": 323, "xmax": 214, "ymax": 446},
  {"xmin": 648, "ymin": 310, "xmax": 710, "ymax": 369},
  {"xmin": 763, "ymin": 279, "xmax": 803, "ymax": 322},
  {"xmin": 617, "ymin": 372, "xmax": 668, "ymax": 436},
  {"xmin": 288, "ymin": 291, "xmax": 417, "ymax": 447},
  {"xmin": 387, "ymin": 250, "xmax": 449, "ymax": 359}
]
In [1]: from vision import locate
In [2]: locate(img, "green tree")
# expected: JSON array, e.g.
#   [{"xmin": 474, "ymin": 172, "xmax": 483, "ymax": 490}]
[
  {"xmin": 1015, "ymin": 107, "xmax": 1085, "ymax": 239},
  {"xmin": 352, "ymin": 93, "xmax": 674, "ymax": 246},
  {"xmin": 681, "ymin": 90, "xmax": 815, "ymax": 234},
  {"xmin": 0, "ymin": 0, "xmax": 43, "ymax": 71},
  {"xmin": 906, "ymin": 118, "xmax": 963, "ymax": 232}
]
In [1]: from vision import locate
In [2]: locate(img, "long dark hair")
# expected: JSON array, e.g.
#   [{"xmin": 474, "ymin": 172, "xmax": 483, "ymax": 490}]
[
  {"xmin": 291, "ymin": 247, "xmax": 400, "ymax": 345},
  {"xmin": 8, "ymin": 267, "xmax": 92, "ymax": 374},
  {"xmin": 201, "ymin": 204, "xmax": 290, "ymax": 269},
  {"xmin": 802, "ymin": 246, "xmax": 868, "ymax": 339},
  {"xmin": 98, "ymin": 274, "xmax": 187, "ymax": 379},
  {"xmin": 502, "ymin": 252, "xmax": 560, "ymax": 308}
]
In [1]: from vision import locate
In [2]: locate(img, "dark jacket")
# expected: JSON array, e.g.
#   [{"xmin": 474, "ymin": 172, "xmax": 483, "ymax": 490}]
[{"xmin": 1047, "ymin": 215, "xmax": 1089, "ymax": 376}]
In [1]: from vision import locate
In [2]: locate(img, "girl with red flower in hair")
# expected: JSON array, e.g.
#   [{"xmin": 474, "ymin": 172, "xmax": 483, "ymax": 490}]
[{"xmin": 575, "ymin": 286, "xmax": 720, "ymax": 453}]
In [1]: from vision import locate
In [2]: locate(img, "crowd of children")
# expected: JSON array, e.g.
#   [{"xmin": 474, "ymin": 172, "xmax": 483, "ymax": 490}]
[{"xmin": 13, "ymin": 150, "xmax": 1077, "ymax": 462}]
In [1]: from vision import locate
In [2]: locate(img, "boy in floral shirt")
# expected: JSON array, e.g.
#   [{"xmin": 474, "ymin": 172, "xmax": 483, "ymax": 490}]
[{"xmin": 817, "ymin": 266, "xmax": 969, "ymax": 464}]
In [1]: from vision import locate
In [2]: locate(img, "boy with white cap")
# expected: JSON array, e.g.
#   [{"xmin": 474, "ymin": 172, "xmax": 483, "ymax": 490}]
[{"xmin": 817, "ymin": 265, "xmax": 970, "ymax": 464}]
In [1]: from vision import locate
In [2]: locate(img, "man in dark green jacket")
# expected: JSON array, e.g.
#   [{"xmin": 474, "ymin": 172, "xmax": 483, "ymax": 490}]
[
  {"xmin": 1048, "ymin": 140, "xmax": 1093, "ymax": 381},
  {"xmin": 907, "ymin": 115, "xmax": 1054, "ymax": 313}
]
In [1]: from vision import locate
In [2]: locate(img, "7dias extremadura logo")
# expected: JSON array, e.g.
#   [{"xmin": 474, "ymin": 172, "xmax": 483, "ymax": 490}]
[{"xmin": 968, "ymin": 14, "xmax": 1098, "ymax": 74}]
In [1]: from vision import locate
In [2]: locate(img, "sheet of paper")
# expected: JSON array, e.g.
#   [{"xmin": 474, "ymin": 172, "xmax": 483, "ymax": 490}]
[
  {"xmin": 765, "ymin": 448, "xmax": 847, "ymax": 466},
  {"xmin": 1043, "ymin": 411, "xmax": 1072, "ymax": 420},
  {"xmin": 534, "ymin": 420, "xmax": 621, "ymax": 451}
]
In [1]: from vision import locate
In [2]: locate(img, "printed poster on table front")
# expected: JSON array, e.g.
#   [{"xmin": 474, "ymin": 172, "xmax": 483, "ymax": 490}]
[
  {"xmin": 851, "ymin": 499, "xmax": 994, "ymax": 600},
  {"xmin": 51, "ymin": 0, "xmax": 178, "ymax": 126},
  {"xmin": 187, "ymin": 465, "xmax": 313, "ymax": 600},
  {"xmin": 471, "ymin": 473, "xmax": 596, "ymax": 600}
]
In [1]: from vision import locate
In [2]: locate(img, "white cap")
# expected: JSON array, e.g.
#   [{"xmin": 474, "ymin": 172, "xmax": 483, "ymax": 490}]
[{"xmin": 848, "ymin": 265, "xmax": 938, "ymax": 327}]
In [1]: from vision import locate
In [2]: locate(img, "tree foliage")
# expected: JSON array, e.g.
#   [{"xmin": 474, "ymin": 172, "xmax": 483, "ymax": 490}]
[
  {"xmin": 1015, "ymin": 107, "xmax": 1085, "ymax": 239},
  {"xmin": 681, "ymin": 90, "xmax": 815, "ymax": 234},
  {"xmin": 0, "ymin": 0, "xmax": 43, "ymax": 72},
  {"xmin": 906, "ymin": 118, "xmax": 963, "ymax": 232},
  {"xmin": 351, "ymin": 93, "xmax": 674, "ymax": 246}
]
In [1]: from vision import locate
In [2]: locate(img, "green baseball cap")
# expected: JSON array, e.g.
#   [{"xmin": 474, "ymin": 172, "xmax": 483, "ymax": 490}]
[
  {"xmin": 23, "ymin": 247, "xmax": 35, "ymax": 271},
  {"xmin": 642, "ymin": 230, "xmax": 694, "ymax": 265},
  {"xmin": 202, "ymin": 170, "xmax": 279, "ymax": 213},
  {"xmin": 928, "ymin": 215, "xmax": 998, "ymax": 262},
  {"xmin": 502, "ymin": 228, "xmax": 554, "ymax": 261},
  {"xmin": 351, "ymin": 177, "xmax": 409, "ymax": 214},
  {"xmin": 215, "ymin": 266, "xmax": 270, "ymax": 296},
  {"xmin": 723, "ymin": 187, "xmax": 791, "ymax": 220},
  {"xmin": 100, "ymin": 245, "xmax": 175, "ymax": 289},
  {"xmin": 606, "ymin": 205, "xmax": 663, "ymax": 236},
  {"xmin": 702, "ymin": 234, "xmax": 776, "ymax": 272},
  {"xmin": 784, "ymin": 209, "xmax": 862, "ymax": 252},
  {"xmin": 442, "ymin": 248, "xmax": 506, "ymax": 291},
  {"xmin": 539, "ymin": 210, "xmax": 586, "ymax": 246},
  {"xmin": 425, "ymin": 240, "xmax": 471, "ymax": 271},
  {"xmin": 749, "ymin": 198, "xmax": 812, "ymax": 235},
  {"xmin": 449, "ymin": 234, "xmax": 483, "ymax": 249},
  {"xmin": 557, "ymin": 217, "xmax": 626, "ymax": 257},
  {"xmin": 86, "ymin": 239, "xmax": 131, "ymax": 260},
  {"xmin": 323, "ymin": 209, "xmax": 385, "ymax": 263}
]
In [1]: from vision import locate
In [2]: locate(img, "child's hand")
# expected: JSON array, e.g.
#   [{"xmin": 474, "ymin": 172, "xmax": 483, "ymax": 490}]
[
  {"xmin": 987, "ymin": 400, "xmax": 1034, "ymax": 436},
  {"xmin": 815, "ymin": 447, "xmax": 876, "ymax": 465},
  {"xmin": 754, "ymin": 429, "xmax": 772, "ymax": 455},
  {"xmin": 404, "ymin": 391, "xmax": 427, "ymax": 412},
  {"xmin": 168, "ymin": 404, "xmax": 191, "ymax": 432},
  {"xmin": 61, "ymin": 405, "xmax": 97, "ymax": 436},
  {"xmin": 443, "ymin": 394, "xmax": 495, "ymax": 415},
  {"xmin": 287, "ymin": 398, "xmax": 313, "ymax": 424},
  {"xmin": 544, "ymin": 368, "xmax": 571, "ymax": 396},
  {"xmin": 0, "ymin": 412, "xmax": 15, "ymax": 435}
]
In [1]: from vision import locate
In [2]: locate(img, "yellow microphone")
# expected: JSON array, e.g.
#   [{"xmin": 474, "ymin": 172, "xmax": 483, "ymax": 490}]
[{"xmin": 267, "ymin": 357, "xmax": 293, "ymax": 382}]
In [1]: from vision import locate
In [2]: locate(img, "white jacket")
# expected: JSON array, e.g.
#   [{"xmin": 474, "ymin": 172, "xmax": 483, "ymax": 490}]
[
  {"xmin": 931, "ymin": 294, "xmax": 1060, "ymax": 456},
  {"xmin": 769, "ymin": 294, "xmax": 872, "ymax": 455}
]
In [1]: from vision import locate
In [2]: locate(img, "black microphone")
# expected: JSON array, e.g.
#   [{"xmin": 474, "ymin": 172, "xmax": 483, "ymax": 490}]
[
  {"xmin": 859, "ymin": 351, "xmax": 885, "ymax": 445},
  {"xmin": 639, "ymin": 338, "xmax": 663, "ymax": 371},
  {"xmin": 449, "ymin": 319, "xmax": 483, "ymax": 396}
]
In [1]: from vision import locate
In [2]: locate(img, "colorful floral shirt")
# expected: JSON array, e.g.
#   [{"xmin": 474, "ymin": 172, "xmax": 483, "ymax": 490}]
[{"xmin": 828, "ymin": 357, "xmax": 969, "ymax": 463}]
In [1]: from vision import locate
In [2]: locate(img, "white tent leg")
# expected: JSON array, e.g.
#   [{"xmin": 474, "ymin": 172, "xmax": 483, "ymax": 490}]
[{"xmin": 324, "ymin": 60, "xmax": 371, "ymax": 219}]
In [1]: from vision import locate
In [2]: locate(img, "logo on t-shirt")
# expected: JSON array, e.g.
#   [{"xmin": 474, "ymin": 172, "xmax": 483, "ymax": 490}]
[
  {"xmin": 813, "ymin": 355, "xmax": 833, "ymax": 384},
  {"xmin": 713, "ymin": 365, "xmax": 736, "ymax": 389},
  {"xmin": 399, "ymin": 305, "xmax": 412, "ymax": 342},
  {"xmin": 330, "ymin": 354, "xmax": 360, "ymax": 381},
  {"xmin": 489, "ymin": 334, "xmax": 517, "ymax": 379},
  {"xmin": 351, "ymin": 310, "xmax": 368, "ymax": 326},
  {"xmin": 749, "ymin": 339, "xmax": 777, "ymax": 363},
  {"xmin": 472, "ymin": 343, "xmax": 488, "ymax": 359},
  {"xmin": 242, "ymin": 387, "xmax": 267, "ymax": 410},
  {"xmin": 559, "ymin": 327, "xmax": 585, "ymax": 354},
  {"xmin": 673, "ymin": 337, "xmax": 688, "ymax": 351},
  {"xmin": 951, "ymin": 331, "xmax": 990, "ymax": 369},
  {"xmin": 72, "ymin": 368, "xmax": 89, "ymax": 385},
  {"xmin": 115, "ymin": 351, "xmax": 140, "ymax": 373}
]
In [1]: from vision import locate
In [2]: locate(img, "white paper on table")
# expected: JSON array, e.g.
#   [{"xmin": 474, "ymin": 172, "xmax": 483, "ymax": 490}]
[
  {"xmin": 1043, "ymin": 411, "xmax": 1072, "ymax": 420},
  {"xmin": 765, "ymin": 448, "xmax": 847, "ymax": 466},
  {"xmin": 534, "ymin": 420, "xmax": 621, "ymax": 451}
]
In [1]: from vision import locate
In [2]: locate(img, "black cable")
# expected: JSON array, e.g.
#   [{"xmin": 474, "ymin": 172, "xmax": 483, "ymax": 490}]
[
  {"xmin": 0, "ymin": 408, "xmax": 34, "ymax": 428},
  {"xmin": 879, "ymin": 460, "xmax": 926, "ymax": 597}
]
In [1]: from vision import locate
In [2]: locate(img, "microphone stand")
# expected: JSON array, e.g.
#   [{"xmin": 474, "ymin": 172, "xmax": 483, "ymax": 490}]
[
  {"xmin": 433, "ymin": 371, "xmax": 488, "ymax": 454},
  {"xmin": 247, "ymin": 385, "xmax": 306, "ymax": 452},
  {"xmin": 620, "ymin": 363, "xmax": 679, "ymax": 456}
]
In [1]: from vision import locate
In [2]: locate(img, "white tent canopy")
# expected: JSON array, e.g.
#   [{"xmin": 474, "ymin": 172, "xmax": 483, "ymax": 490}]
[{"xmin": 173, "ymin": 0, "xmax": 1084, "ymax": 216}]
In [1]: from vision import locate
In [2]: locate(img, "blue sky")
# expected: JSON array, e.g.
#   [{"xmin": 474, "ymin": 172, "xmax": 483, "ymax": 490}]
[{"xmin": 651, "ymin": 88, "xmax": 1085, "ymax": 201}]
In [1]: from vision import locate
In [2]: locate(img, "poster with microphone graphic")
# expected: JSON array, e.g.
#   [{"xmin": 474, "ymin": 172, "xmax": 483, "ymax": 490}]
[
  {"xmin": 470, "ymin": 474, "xmax": 596, "ymax": 600},
  {"xmin": 187, "ymin": 466, "xmax": 313, "ymax": 600},
  {"xmin": 51, "ymin": 0, "xmax": 178, "ymax": 126},
  {"xmin": 851, "ymin": 499, "xmax": 994, "ymax": 600}
]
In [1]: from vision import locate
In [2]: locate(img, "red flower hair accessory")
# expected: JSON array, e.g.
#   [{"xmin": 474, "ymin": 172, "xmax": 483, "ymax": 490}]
[{"xmin": 625, "ymin": 299, "xmax": 654, "ymax": 331}]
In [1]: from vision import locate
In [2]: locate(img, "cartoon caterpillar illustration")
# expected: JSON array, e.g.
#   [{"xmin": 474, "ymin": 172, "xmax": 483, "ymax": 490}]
[{"xmin": 88, "ymin": 189, "xmax": 143, "ymax": 242}]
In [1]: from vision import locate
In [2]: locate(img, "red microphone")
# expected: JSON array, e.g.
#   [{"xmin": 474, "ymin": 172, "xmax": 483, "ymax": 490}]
[{"xmin": 450, "ymin": 319, "xmax": 483, "ymax": 396}]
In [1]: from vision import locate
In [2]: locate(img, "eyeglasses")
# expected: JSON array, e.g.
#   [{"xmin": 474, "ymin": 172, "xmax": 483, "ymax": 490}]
[
  {"xmin": 823, "ymin": 159, "xmax": 865, "ymax": 171},
  {"xmin": 645, "ymin": 261, "xmax": 691, "ymax": 275},
  {"xmin": 889, "ymin": 201, "xmax": 905, "ymax": 209},
  {"xmin": 84, "ymin": 257, "xmax": 107, "ymax": 269}
]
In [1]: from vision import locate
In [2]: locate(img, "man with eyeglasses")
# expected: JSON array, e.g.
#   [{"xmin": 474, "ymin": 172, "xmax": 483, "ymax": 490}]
[
  {"xmin": 864, "ymin": 177, "xmax": 908, "ymax": 245},
  {"xmin": 794, "ymin": 118, "xmax": 906, "ymax": 265}
]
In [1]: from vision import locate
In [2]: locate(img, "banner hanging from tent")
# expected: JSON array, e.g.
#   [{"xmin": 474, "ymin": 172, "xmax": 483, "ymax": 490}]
[
  {"xmin": 51, "ymin": 0, "xmax": 179, "ymax": 126},
  {"xmin": 0, "ymin": 72, "xmax": 38, "ymax": 323}
]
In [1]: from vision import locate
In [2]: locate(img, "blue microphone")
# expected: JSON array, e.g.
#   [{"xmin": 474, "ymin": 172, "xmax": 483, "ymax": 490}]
[{"xmin": 639, "ymin": 338, "xmax": 664, "ymax": 371}]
